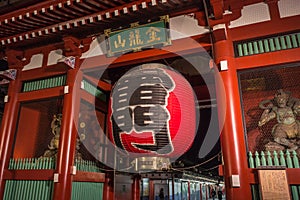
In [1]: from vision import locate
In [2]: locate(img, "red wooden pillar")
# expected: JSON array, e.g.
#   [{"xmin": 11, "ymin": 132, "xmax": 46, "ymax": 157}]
[
  {"xmin": 213, "ymin": 26, "xmax": 251, "ymax": 200},
  {"xmin": 149, "ymin": 179, "xmax": 154, "ymax": 200},
  {"xmin": 103, "ymin": 173, "xmax": 114, "ymax": 200},
  {"xmin": 53, "ymin": 68, "xmax": 81, "ymax": 200},
  {"xmin": 0, "ymin": 68, "xmax": 21, "ymax": 198},
  {"xmin": 199, "ymin": 183, "xmax": 202, "ymax": 200},
  {"xmin": 132, "ymin": 175, "xmax": 141, "ymax": 200},
  {"xmin": 188, "ymin": 181, "xmax": 190, "ymax": 200}
]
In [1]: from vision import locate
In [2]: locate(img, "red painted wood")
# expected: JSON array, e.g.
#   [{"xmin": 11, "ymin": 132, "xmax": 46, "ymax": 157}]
[
  {"xmin": 235, "ymin": 48, "xmax": 300, "ymax": 70},
  {"xmin": 73, "ymin": 171, "xmax": 105, "ymax": 182},
  {"xmin": 3, "ymin": 169, "xmax": 54, "ymax": 180},
  {"xmin": 132, "ymin": 175, "xmax": 141, "ymax": 200},
  {"xmin": 188, "ymin": 181, "xmax": 191, "ymax": 200},
  {"xmin": 150, "ymin": 179, "xmax": 155, "ymax": 200},
  {"xmin": 199, "ymin": 183, "xmax": 202, "ymax": 200},
  {"xmin": 213, "ymin": 30, "xmax": 252, "ymax": 199},
  {"xmin": 230, "ymin": 15, "xmax": 300, "ymax": 42},
  {"xmin": 52, "ymin": 68, "xmax": 81, "ymax": 200},
  {"xmin": 79, "ymin": 90, "xmax": 107, "ymax": 112},
  {"xmin": 103, "ymin": 173, "xmax": 114, "ymax": 200},
  {"xmin": 266, "ymin": 0, "xmax": 280, "ymax": 20},
  {"xmin": 18, "ymin": 86, "xmax": 65, "ymax": 101},
  {"xmin": 0, "ymin": 70, "xmax": 22, "ymax": 199}
]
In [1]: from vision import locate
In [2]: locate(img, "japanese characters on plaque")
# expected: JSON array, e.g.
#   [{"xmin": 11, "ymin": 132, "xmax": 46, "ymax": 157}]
[
  {"xmin": 105, "ymin": 16, "xmax": 171, "ymax": 57},
  {"xmin": 258, "ymin": 169, "xmax": 291, "ymax": 200}
]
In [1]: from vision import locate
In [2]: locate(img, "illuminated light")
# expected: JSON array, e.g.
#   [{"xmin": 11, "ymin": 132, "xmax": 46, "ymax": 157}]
[
  {"xmin": 142, "ymin": 2, "xmax": 147, "ymax": 8},
  {"xmin": 132, "ymin": 5, "xmax": 137, "ymax": 11},
  {"xmin": 108, "ymin": 63, "xmax": 197, "ymax": 158}
]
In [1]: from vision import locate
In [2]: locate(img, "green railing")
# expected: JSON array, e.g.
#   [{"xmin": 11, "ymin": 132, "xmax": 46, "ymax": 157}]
[
  {"xmin": 4, "ymin": 158, "xmax": 55, "ymax": 199},
  {"xmin": 81, "ymin": 79, "xmax": 107, "ymax": 102},
  {"xmin": 74, "ymin": 159, "xmax": 103, "ymax": 172},
  {"xmin": 5, "ymin": 158, "xmax": 103, "ymax": 199},
  {"xmin": 8, "ymin": 157, "xmax": 56, "ymax": 170},
  {"xmin": 22, "ymin": 74, "xmax": 67, "ymax": 92},
  {"xmin": 4, "ymin": 180, "xmax": 53, "ymax": 200},
  {"xmin": 235, "ymin": 32, "xmax": 300, "ymax": 57},
  {"xmin": 248, "ymin": 150, "xmax": 300, "ymax": 200},
  {"xmin": 72, "ymin": 159, "xmax": 104, "ymax": 199},
  {"xmin": 72, "ymin": 182, "xmax": 103, "ymax": 200}
]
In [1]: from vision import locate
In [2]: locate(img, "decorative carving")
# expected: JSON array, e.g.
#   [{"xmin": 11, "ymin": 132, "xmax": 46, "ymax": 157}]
[
  {"xmin": 258, "ymin": 89, "xmax": 300, "ymax": 154},
  {"xmin": 42, "ymin": 114, "xmax": 85, "ymax": 159},
  {"xmin": 6, "ymin": 49, "xmax": 24, "ymax": 68}
]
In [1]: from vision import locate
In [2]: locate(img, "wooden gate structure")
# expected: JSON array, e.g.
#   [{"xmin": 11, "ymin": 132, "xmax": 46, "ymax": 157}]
[{"xmin": 0, "ymin": 0, "xmax": 300, "ymax": 199}]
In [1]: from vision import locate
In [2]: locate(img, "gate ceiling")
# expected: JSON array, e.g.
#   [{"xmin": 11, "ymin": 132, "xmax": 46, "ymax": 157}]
[{"xmin": 0, "ymin": 0, "xmax": 205, "ymax": 49}]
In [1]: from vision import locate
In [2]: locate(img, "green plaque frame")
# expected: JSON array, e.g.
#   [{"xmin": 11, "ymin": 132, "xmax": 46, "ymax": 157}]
[{"xmin": 105, "ymin": 15, "xmax": 171, "ymax": 57}]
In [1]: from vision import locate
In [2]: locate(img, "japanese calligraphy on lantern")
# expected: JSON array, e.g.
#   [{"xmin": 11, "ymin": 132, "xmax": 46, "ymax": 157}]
[
  {"xmin": 105, "ymin": 16, "xmax": 171, "ymax": 57},
  {"xmin": 108, "ymin": 63, "xmax": 197, "ymax": 158}
]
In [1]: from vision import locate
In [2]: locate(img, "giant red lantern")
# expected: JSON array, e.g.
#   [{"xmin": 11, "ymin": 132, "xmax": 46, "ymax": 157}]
[{"xmin": 108, "ymin": 63, "xmax": 197, "ymax": 158}]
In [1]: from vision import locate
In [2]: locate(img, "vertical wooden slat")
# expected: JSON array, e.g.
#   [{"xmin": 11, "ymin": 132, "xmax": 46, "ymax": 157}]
[
  {"xmin": 248, "ymin": 42, "xmax": 254, "ymax": 55},
  {"xmin": 23, "ymin": 82, "xmax": 28, "ymax": 92},
  {"xmin": 255, "ymin": 151, "xmax": 260, "ymax": 167},
  {"xmin": 269, "ymin": 38, "xmax": 275, "ymax": 51},
  {"xmin": 291, "ymin": 34, "xmax": 298, "ymax": 48},
  {"xmin": 263, "ymin": 39, "xmax": 270, "ymax": 52},
  {"xmin": 242, "ymin": 43, "xmax": 248, "ymax": 56},
  {"xmin": 280, "ymin": 36, "xmax": 286, "ymax": 49},
  {"xmin": 273, "ymin": 151, "xmax": 280, "ymax": 166},
  {"xmin": 279, "ymin": 151, "xmax": 286, "ymax": 167},
  {"xmin": 237, "ymin": 44, "xmax": 243, "ymax": 56},
  {"xmin": 23, "ymin": 159, "xmax": 29, "ymax": 200},
  {"xmin": 258, "ymin": 40, "xmax": 264, "ymax": 53},
  {"xmin": 274, "ymin": 37, "xmax": 281, "ymax": 50},
  {"xmin": 285, "ymin": 35, "xmax": 292, "ymax": 48},
  {"xmin": 249, "ymin": 151, "xmax": 254, "ymax": 168},
  {"xmin": 296, "ymin": 33, "xmax": 300, "ymax": 46},
  {"xmin": 261, "ymin": 151, "xmax": 266, "ymax": 166},
  {"xmin": 253, "ymin": 41, "xmax": 259, "ymax": 54},
  {"xmin": 266, "ymin": 151, "xmax": 273, "ymax": 166}
]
